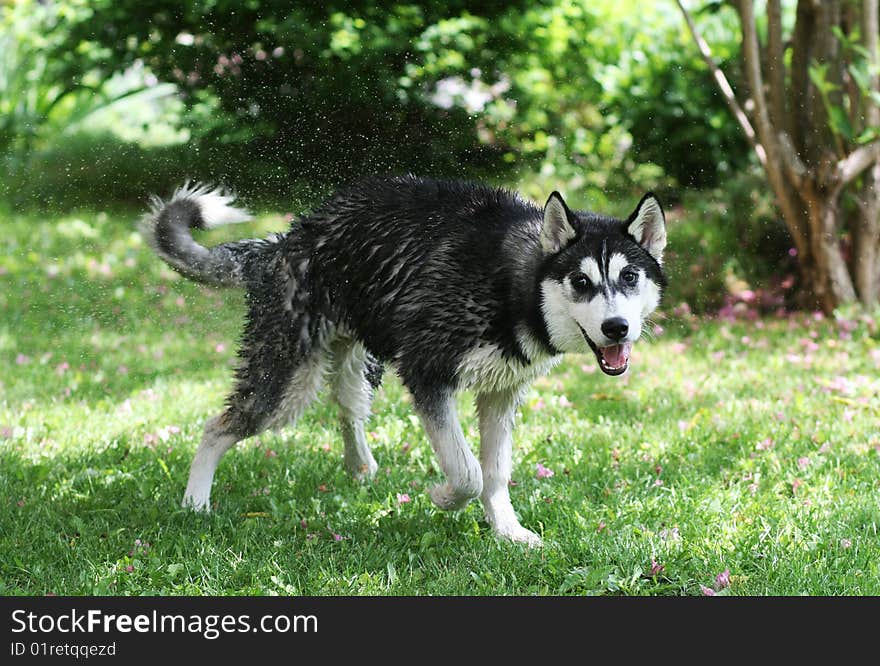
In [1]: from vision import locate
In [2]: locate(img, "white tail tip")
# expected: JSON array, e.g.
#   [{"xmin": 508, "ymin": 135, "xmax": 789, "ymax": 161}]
[{"xmin": 171, "ymin": 181, "xmax": 252, "ymax": 228}]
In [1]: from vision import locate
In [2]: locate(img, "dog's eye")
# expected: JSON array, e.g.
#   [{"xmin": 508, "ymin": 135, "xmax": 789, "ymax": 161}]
[
  {"xmin": 571, "ymin": 274, "xmax": 591, "ymax": 291},
  {"xmin": 620, "ymin": 269, "xmax": 638, "ymax": 285}
]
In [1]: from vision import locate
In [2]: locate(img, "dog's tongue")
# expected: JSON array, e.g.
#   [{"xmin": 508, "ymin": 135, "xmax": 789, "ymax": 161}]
[{"xmin": 600, "ymin": 342, "xmax": 632, "ymax": 370}]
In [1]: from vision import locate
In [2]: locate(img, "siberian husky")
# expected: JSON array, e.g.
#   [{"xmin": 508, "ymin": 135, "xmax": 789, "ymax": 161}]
[{"xmin": 141, "ymin": 175, "xmax": 667, "ymax": 546}]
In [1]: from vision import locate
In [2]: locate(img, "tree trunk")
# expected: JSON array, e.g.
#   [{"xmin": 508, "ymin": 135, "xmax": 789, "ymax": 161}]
[
  {"xmin": 854, "ymin": 0, "xmax": 880, "ymax": 306},
  {"xmin": 800, "ymin": 184, "xmax": 858, "ymax": 311},
  {"xmin": 854, "ymin": 161, "xmax": 880, "ymax": 305},
  {"xmin": 680, "ymin": 0, "xmax": 879, "ymax": 312}
]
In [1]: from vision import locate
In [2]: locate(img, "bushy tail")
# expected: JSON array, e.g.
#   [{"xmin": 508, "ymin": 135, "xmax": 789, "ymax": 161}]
[{"xmin": 140, "ymin": 182, "xmax": 257, "ymax": 287}]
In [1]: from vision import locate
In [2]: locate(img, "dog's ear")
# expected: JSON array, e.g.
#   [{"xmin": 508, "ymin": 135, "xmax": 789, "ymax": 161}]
[
  {"xmin": 541, "ymin": 191, "xmax": 577, "ymax": 254},
  {"xmin": 626, "ymin": 193, "xmax": 666, "ymax": 263}
]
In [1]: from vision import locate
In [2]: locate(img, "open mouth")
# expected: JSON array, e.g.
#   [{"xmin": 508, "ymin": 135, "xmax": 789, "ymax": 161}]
[{"xmin": 578, "ymin": 325, "xmax": 632, "ymax": 376}]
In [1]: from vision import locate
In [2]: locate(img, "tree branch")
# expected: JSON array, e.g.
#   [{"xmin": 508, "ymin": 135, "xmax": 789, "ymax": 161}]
[
  {"xmin": 863, "ymin": 0, "xmax": 879, "ymax": 127},
  {"xmin": 675, "ymin": 0, "xmax": 767, "ymax": 167},
  {"xmin": 738, "ymin": 0, "xmax": 776, "ymax": 154},
  {"xmin": 838, "ymin": 140, "xmax": 880, "ymax": 186},
  {"xmin": 778, "ymin": 131, "xmax": 808, "ymax": 188},
  {"xmin": 766, "ymin": 0, "xmax": 788, "ymax": 134}
]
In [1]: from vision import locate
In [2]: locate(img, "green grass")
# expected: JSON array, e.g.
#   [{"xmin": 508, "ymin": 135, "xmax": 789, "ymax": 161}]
[{"xmin": 1, "ymin": 206, "xmax": 879, "ymax": 596}]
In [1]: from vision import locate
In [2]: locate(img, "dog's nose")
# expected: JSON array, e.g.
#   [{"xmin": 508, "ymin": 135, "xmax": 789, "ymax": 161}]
[{"xmin": 601, "ymin": 317, "xmax": 629, "ymax": 341}]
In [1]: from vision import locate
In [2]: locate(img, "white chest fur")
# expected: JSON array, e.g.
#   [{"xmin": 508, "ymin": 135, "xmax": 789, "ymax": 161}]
[{"xmin": 456, "ymin": 342, "xmax": 560, "ymax": 394}]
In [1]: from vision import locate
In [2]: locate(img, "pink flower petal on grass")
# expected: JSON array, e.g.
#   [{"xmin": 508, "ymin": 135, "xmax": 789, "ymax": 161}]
[
  {"xmin": 535, "ymin": 463, "xmax": 554, "ymax": 479},
  {"xmin": 700, "ymin": 585, "xmax": 716, "ymax": 596},
  {"xmin": 396, "ymin": 493, "xmax": 411, "ymax": 504},
  {"xmin": 650, "ymin": 560, "xmax": 664, "ymax": 576},
  {"xmin": 715, "ymin": 569, "xmax": 730, "ymax": 589}
]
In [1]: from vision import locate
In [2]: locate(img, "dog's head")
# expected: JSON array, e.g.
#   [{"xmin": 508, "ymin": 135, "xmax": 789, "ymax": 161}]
[{"xmin": 538, "ymin": 191, "xmax": 668, "ymax": 376}]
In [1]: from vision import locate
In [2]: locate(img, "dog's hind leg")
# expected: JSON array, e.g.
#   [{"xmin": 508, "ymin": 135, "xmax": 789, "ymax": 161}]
[
  {"xmin": 330, "ymin": 338, "xmax": 381, "ymax": 481},
  {"xmin": 182, "ymin": 343, "xmax": 330, "ymax": 511},
  {"xmin": 183, "ymin": 412, "xmax": 242, "ymax": 511},
  {"xmin": 183, "ymin": 252, "xmax": 331, "ymax": 511},
  {"xmin": 476, "ymin": 390, "xmax": 542, "ymax": 547},
  {"xmin": 415, "ymin": 391, "xmax": 483, "ymax": 511}
]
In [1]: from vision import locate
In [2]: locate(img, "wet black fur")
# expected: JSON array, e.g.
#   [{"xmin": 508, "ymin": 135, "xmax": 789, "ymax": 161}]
[{"xmin": 151, "ymin": 175, "xmax": 664, "ymax": 433}]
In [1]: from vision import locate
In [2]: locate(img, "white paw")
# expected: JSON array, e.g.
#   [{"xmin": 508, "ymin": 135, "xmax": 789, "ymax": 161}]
[
  {"xmin": 182, "ymin": 493, "xmax": 211, "ymax": 512},
  {"xmin": 345, "ymin": 455, "xmax": 378, "ymax": 482},
  {"xmin": 429, "ymin": 483, "xmax": 477, "ymax": 511},
  {"xmin": 493, "ymin": 523, "xmax": 543, "ymax": 548}
]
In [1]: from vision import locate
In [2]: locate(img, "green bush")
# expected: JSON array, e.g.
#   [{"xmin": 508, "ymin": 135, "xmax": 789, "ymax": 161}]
[
  {"xmin": 664, "ymin": 170, "xmax": 795, "ymax": 314},
  {"xmin": 603, "ymin": 2, "xmax": 750, "ymax": 189},
  {"xmin": 48, "ymin": 0, "xmax": 746, "ymax": 203}
]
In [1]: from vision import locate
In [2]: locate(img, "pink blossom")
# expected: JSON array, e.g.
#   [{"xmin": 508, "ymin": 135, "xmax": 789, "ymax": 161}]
[
  {"xmin": 791, "ymin": 478, "xmax": 803, "ymax": 493},
  {"xmin": 650, "ymin": 560, "xmax": 664, "ymax": 576},
  {"xmin": 715, "ymin": 569, "xmax": 730, "ymax": 589},
  {"xmin": 125, "ymin": 565, "xmax": 134, "ymax": 573},
  {"xmin": 797, "ymin": 456, "xmax": 810, "ymax": 470},
  {"xmin": 15, "ymin": 354, "xmax": 30, "ymax": 365},
  {"xmin": 756, "ymin": 438, "xmax": 774, "ymax": 451},
  {"xmin": 535, "ymin": 463, "xmax": 554, "ymax": 479},
  {"xmin": 332, "ymin": 533, "xmax": 344, "ymax": 542},
  {"xmin": 673, "ymin": 302, "xmax": 691, "ymax": 317},
  {"xmin": 653, "ymin": 324, "xmax": 664, "ymax": 336},
  {"xmin": 840, "ymin": 538, "xmax": 853, "ymax": 549},
  {"xmin": 671, "ymin": 342, "xmax": 688, "ymax": 354},
  {"xmin": 558, "ymin": 395, "xmax": 573, "ymax": 408},
  {"xmin": 214, "ymin": 343, "xmax": 226, "ymax": 353},
  {"xmin": 396, "ymin": 493, "xmax": 411, "ymax": 504},
  {"xmin": 264, "ymin": 448, "xmax": 277, "ymax": 458},
  {"xmin": 55, "ymin": 361, "xmax": 70, "ymax": 375},
  {"xmin": 700, "ymin": 584, "xmax": 716, "ymax": 596}
]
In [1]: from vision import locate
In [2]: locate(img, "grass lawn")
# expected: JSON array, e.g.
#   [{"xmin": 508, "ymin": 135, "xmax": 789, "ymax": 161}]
[{"xmin": 1, "ymin": 205, "xmax": 879, "ymax": 596}]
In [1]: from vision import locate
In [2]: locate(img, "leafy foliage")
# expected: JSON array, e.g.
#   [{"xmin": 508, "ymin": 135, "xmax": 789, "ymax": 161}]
[{"xmin": 44, "ymin": 0, "xmax": 748, "ymax": 203}]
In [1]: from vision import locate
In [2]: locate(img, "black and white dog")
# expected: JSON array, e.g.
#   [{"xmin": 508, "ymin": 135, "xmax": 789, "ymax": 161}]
[{"xmin": 142, "ymin": 175, "xmax": 667, "ymax": 546}]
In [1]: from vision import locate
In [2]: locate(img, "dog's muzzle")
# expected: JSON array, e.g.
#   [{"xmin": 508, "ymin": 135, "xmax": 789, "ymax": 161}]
[{"xmin": 578, "ymin": 325, "xmax": 632, "ymax": 376}]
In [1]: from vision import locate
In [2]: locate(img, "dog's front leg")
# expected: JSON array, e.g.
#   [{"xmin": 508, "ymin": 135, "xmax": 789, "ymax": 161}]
[
  {"xmin": 477, "ymin": 390, "xmax": 542, "ymax": 547},
  {"xmin": 417, "ymin": 393, "xmax": 483, "ymax": 511}
]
